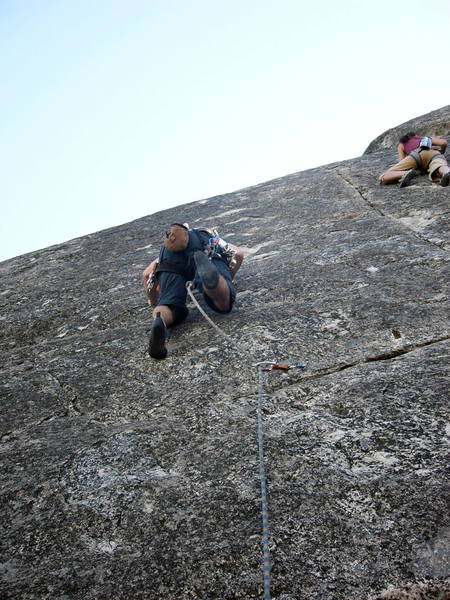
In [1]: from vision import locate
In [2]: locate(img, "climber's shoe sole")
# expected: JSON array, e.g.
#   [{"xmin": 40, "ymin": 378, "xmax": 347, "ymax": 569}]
[
  {"xmin": 399, "ymin": 169, "xmax": 420, "ymax": 188},
  {"xmin": 194, "ymin": 251, "xmax": 219, "ymax": 289},
  {"xmin": 148, "ymin": 314, "xmax": 167, "ymax": 359}
]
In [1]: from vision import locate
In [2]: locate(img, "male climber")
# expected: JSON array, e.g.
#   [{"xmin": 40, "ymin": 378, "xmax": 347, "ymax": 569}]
[{"xmin": 142, "ymin": 223, "xmax": 244, "ymax": 359}]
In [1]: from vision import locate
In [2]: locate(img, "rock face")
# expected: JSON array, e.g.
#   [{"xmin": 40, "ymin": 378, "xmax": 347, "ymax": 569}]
[{"xmin": 1, "ymin": 107, "xmax": 449, "ymax": 600}]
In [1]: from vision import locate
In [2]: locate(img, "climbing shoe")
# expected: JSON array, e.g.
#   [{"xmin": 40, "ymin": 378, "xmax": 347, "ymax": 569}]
[
  {"xmin": 440, "ymin": 172, "xmax": 450, "ymax": 187},
  {"xmin": 194, "ymin": 250, "xmax": 219, "ymax": 289},
  {"xmin": 148, "ymin": 313, "xmax": 167, "ymax": 359},
  {"xmin": 399, "ymin": 169, "xmax": 420, "ymax": 188}
]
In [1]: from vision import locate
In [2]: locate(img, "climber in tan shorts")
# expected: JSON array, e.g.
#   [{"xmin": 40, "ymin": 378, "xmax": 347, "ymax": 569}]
[{"xmin": 379, "ymin": 133, "xmax": 449, "ymax": 187}]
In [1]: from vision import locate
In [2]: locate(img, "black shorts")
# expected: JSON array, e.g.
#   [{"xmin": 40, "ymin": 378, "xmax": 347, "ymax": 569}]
[{"xmin": 156, "ymin": 257, "xmax": 236, "ymax": 326}]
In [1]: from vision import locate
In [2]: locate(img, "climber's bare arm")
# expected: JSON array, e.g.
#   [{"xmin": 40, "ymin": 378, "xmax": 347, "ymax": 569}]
[{"xmin": 431, "ymin": 137, "xmax": 448, "ymax": 154}]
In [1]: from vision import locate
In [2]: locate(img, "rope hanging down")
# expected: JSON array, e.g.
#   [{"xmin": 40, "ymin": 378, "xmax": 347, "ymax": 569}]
[
  {"xmin": 256, "ymin": 362, "xmax": 273, "ymax": 600},
  {"xmin": 185, "ymin": 281, "xmax": 250, "ymax": 356},
  {"xmin": 253, "ymin": 361, "xmax": 307, "ymax": 600},
  {"xmin": 185, "ymin": 281, "xmax": 307, "ymax": 599}
]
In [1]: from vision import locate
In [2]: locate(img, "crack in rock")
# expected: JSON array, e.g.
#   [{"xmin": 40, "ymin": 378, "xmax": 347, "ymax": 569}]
[
  {"xmin": 334, "ymin": 168, "xmax": 449, "ymax": 252},
  {"xmin": 275, "ymin": 335, "xmax": 450, "ymax": 388}
]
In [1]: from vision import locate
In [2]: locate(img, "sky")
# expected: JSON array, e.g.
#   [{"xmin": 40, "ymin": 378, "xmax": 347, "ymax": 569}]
[{"xmin": 1, "ymin": 0, "xmax": 449, "ymax": 262}]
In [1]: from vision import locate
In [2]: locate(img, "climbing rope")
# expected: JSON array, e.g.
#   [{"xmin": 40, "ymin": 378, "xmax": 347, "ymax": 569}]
[
  {"xmin": 185, "ymin": 281, "xmax": 307, "ymax": 599},
  {"xmin": 186, "ymin": 281, "xmax": 249, "ymax": 356},
  {"xmin": 255, "ymin": 362, "xmax": 274, "ymax": 599}
]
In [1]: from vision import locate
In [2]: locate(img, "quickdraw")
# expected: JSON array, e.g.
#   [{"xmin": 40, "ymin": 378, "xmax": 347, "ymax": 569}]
[
  {"xmin": 146, "ymin": 262, "xmax": 159, "ymax": 294},
  {"xmin": 261, "ymin": 363, "xmax": 308, "ymax": 372},
  {"xmin": 254, "ymin": 361, "xmax": 307, "ymax": 600}
]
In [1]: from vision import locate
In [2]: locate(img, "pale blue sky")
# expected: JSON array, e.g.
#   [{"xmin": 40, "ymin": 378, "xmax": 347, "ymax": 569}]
[{"xmin": 1, "ymin": 0, "xmax": 449, "ymax": 261}]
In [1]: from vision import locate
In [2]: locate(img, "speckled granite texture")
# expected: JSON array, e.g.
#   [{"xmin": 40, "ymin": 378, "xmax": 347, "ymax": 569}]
[{"xmin": 1, "ymin": 107, "xmax": 449, "ymax": 599}]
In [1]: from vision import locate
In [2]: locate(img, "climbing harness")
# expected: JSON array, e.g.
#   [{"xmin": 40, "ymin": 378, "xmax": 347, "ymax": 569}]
[
  {"xmin": 186, "ymin": 281, "xmax": 307, "ymax": 599},
  {"xmin": 410, "ymin": 150, "xmax": 426, "ymax": 172},
  {"xmin": 409, "ymin": 139, "xmax": 440, "ymax": 173}
]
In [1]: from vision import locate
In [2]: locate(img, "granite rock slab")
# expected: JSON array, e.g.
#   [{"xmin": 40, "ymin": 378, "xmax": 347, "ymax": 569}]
[{"xmin": 1, "ymin": 107, "xmax": 449, "ymax": 599}]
